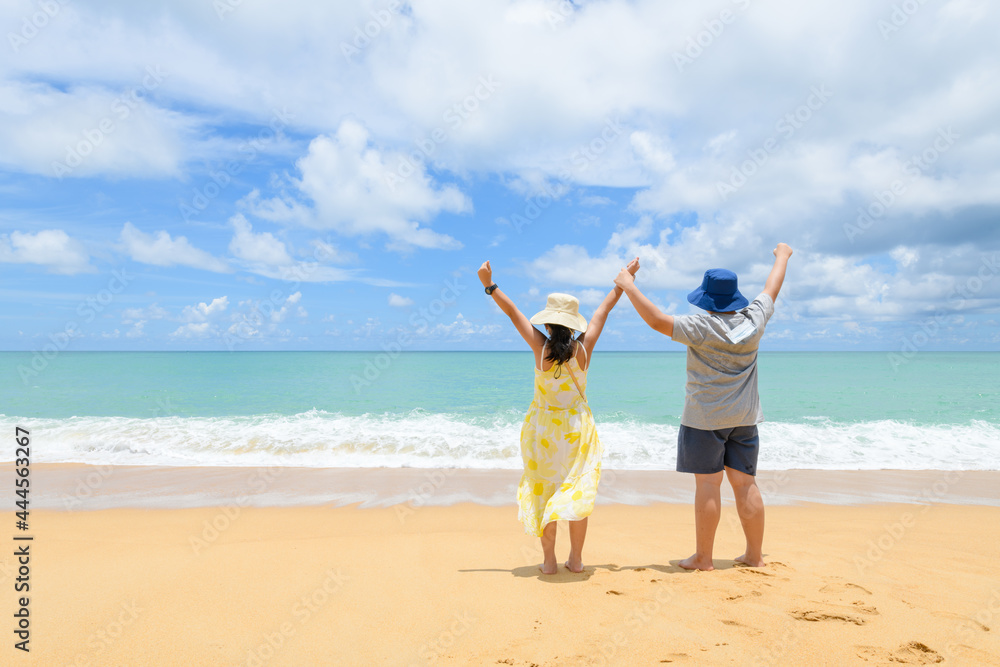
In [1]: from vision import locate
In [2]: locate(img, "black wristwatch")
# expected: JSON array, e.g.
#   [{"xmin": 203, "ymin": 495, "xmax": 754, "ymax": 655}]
[{"xmin": 485, "ymin": 283, "xmax": 498, "ymax": 295}]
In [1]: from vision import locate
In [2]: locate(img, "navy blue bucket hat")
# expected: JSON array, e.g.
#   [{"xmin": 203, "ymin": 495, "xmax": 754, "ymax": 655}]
[{"xmin": 687, "ymin": 268, "xmax": 749, "ymax": 312}]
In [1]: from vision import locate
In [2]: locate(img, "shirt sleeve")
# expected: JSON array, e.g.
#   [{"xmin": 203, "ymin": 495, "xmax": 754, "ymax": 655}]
[
  {"xmin": 744, "ymin": 292, "xmax": 775, "ymax": 329},
  {"xmin": 670, "ymin": 314, "xmax": 705, "ymax": 347}
]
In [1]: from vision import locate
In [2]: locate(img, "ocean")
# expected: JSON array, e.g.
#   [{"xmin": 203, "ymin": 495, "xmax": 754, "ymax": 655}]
[{"xmin": 2, "ymin": 351, "xmax": 998, "ymax": 471}]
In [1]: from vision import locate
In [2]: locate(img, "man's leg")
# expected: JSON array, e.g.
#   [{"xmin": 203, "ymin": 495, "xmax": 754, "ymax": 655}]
[
  {"xmin": 679, "ymin": 471, "xmax": 724, "ymax": 571},
  {"xmin": 726, "ymin": 466, "xmax": 765, "ymax": 567}
]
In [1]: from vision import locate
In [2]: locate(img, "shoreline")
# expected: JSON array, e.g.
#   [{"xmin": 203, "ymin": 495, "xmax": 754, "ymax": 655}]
[{"xmin": 5, "ymin": 463, "xmax": 998, "ymax": 510}]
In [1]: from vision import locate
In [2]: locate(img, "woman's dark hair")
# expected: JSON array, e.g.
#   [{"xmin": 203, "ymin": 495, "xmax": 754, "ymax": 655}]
[{"xmin": 545, "ymin": 324, "xmax": 576, "ymax": 375}]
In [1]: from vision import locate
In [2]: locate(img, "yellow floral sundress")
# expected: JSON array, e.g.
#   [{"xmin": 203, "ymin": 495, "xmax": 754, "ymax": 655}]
[{"xmin": 517, "ymin": 345, "xmax": 603, "ymax": 536}]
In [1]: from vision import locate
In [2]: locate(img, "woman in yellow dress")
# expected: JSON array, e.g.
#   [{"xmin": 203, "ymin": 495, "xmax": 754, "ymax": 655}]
[{"xmin": 477, "ymin": 258, "xmax": 640, "ymax": 574}]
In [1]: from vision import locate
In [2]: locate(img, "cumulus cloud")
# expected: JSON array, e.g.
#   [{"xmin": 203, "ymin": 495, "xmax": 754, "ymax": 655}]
[
  {"xmin": 228, "ymin": 214, "xmax": 293, "ymax": 265},
  {"xmin": 169, "ymin": 322, "xmax": 213, "ymax": 338},
  {"xmin": 181, "ymin": 296, "xmax": 229, "ymax": 323},
  {"xmin": 119, "ymin": 223, "xmax": 230, "ymax": 272},
  {"xmin": 0, "ymin": 78, "xmax": 191, "ymax": 179},
  {"xmin": 388, "ymin": 293, "xmax": 414, "ymax": 307},
  {"xmin": 0, "ymin": 229, "xmax": 94, "ymax": 274},
  {"xmin": 226, "ymin": 215, "xmax": 361, "ymax": 283},
  {"xmin": 244, "ymin": 120, "xmax": 470, "ymax": 250}
]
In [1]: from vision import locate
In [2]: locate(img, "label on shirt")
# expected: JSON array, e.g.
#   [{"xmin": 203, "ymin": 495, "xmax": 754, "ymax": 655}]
[{"xmin": 725, "ymin": 319, "xmax": 757, "ymax": 344}]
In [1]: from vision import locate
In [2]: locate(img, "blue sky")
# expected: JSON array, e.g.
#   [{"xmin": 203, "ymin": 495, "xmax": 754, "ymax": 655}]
[{"xmin": 2, "ymin": 0, "xmax": 999, "ymax": 352}]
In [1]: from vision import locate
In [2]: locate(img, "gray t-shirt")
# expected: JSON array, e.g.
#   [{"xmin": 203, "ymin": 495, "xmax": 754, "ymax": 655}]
[{"xmin": 670, "ymin": 292, "xmax": 775, "ymax": 430}]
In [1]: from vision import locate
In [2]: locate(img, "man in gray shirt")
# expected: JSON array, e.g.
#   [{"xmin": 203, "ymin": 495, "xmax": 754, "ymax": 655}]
[{"xmin": 615, "ymin": 243, "xmax": 793, "ymax": 570}]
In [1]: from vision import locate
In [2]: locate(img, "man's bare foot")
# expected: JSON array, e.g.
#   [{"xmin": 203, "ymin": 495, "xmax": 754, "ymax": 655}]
[
  {"xmin": 565, "ymin": 558, "xmax": 584, "ymax": 573},
  {"xmin": 678, "ymin": 554, "xmax": 715, "ymax": 571},
  {"xmin": 734, "ymin": 553, "xmax": 765, "ymax": 567},
  {"xmin": 540, "ymin": 561, "xmax": 558, "ymax": 575}
]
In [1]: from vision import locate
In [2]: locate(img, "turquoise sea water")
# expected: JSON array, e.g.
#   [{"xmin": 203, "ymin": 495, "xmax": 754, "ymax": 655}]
[{"xmin": 2, "ymin": 351, "xmax": 998, "ymax": 470}]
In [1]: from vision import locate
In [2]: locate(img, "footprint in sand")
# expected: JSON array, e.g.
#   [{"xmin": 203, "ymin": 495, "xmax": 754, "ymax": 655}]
[
  {"xmin": 720, "ymin": 619, "xmax": 763, "ymax": 636},
  {"xmin": 725, "ymin": 590, "xmax": 763, "ymax": 601},
  {"xmin": 607, "ymin": 590, "xmax": 623, "ymax": 595},
  {"xmin": 856, "ymin": 642, "xmax": 943, "ymax": 664},
  {"xmin": 659, "ymin": 653, "xmax": 689, "ymax": 663},
  {"xmin": 820, "ymin": 581, "xmax": 872, "ymax": 596},
  {"xmin": 789, "ymin": 609, "xmax": 866, "ymax": 625},
  {"xmin": 930, "ymin": 610, "xmax": 990, "ymax": 632}
]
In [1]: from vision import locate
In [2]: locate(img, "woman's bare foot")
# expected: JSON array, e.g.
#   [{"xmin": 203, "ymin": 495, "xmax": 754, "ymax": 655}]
[
  {"xmin": 539, "ymin": 560, "xmax": 558, "ymax": 575},
  {"xmin": 564, "ymin": 558, "xmax": 584, "ymax": 573},
  {"xmin": 734, "ymin": 553, "xmax": 765, "ymax": 567},
  {"xmin": 678, "ymin": 553, "xmax": 715, "ymax": 571}
]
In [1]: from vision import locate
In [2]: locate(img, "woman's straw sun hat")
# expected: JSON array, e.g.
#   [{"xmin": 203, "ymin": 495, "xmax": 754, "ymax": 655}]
[{"xmin": 529, "ymin": 293, "xmax": 588, "ymax": 333}]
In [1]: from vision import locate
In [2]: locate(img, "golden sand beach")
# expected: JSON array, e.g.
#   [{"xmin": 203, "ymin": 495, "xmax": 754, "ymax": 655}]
[{"xmin": 2, "ymin": 465, "xmax": 998, "ymax": 666}]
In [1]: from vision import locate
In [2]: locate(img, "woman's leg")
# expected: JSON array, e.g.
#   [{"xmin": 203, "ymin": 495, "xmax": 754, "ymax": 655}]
[
  {"xmin": 540, "ymin": 521, "xmax": 558, "ymax": 574},
  {"xmin": 566, "ymin": 517, "xmax": 588, "ymax": 573}
]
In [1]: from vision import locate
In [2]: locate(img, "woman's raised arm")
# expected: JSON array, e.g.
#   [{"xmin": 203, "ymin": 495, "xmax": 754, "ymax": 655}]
[
  {"xmin": 579, "ymin": 257, "xmax": 639, "ymax": 361},
  {"xmin": 478, "ymin": 260, "xmax": 546, "ymax": 354}
]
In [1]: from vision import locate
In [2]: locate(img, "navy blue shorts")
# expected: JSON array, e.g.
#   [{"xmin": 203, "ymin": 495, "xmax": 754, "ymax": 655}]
[{"xmin": 676, "ymin": 424, "xmax": 760, "ymax": 476}]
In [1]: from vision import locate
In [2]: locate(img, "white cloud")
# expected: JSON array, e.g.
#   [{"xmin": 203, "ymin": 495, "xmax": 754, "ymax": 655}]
[
  {"xmin": 0, "ymin": 229, "xmax": 94, "ymax": 274},
  {"xmin": 388, "ymin": 293, "xmax": 414, "ymax": 307},
  {"xmin": 0, "ymin": 79, "xmax": 192, "ymax": 179},
  {"xmin": 181, "ymin": 296, "xmax": 229, "ymax": 323},
  {"xmin": 226, "ymin": 215, "xmax": 362, "ymax": 283},
  {"xmin": 125, "ymin": 320, "xmax": 146, "ymax": 338},
  {"xmin": 576, "ymin": 289, "xmax": 606, "ymax": 307},
  {"xmin": 244, "ymin": 120, "xmax": 470, "ymax": 250},
  {"xmin": 122, "ymin": 304, "xmax": 169, "ymax": 323},
  {"xmin": 169, "ymin": 322, "xmax": 212, "ymax": 338},
  {"xmin": 228, "ymin": 214, "xmax": 293, "ymax": 265},
  {"xmin": 418, "ymin": 313, "xmax": 501, "ymax": 339},
  {"xmin": 120, "ymin": 223, "xmax": 230, "ymax": 272}
]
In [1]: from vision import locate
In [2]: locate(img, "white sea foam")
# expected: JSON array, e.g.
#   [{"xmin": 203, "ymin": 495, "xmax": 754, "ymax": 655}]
[{"xmin": 2, "ymin": 411, "xmax": 998, "ymax": 470}]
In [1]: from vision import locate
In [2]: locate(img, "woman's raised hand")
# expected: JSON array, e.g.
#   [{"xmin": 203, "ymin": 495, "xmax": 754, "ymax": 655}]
[
  {"xmin": 477, "ymin": 260, "xmax": 493, "ymax": 287},
  {"xmin": 626, "ymin": 256, "xmax": 640, "ymax": 276}
]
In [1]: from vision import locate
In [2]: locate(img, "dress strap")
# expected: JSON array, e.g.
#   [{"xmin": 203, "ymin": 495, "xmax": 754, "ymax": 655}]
[
  {"xmin": 537, "ymin": 341, "xmax": 547, "ymax": 372},
  {"xmin": 576, "ymin": 340, "xmax": 589, "ymax": 370},
  {"xmin": 564, "ymin": 359, "xmax": 587, "ymax": 403}
]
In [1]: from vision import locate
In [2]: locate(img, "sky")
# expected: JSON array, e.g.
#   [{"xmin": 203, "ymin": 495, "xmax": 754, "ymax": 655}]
[{"xmin": 1, "ymin": 0, "xmax": 999, "ymax": 353}]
